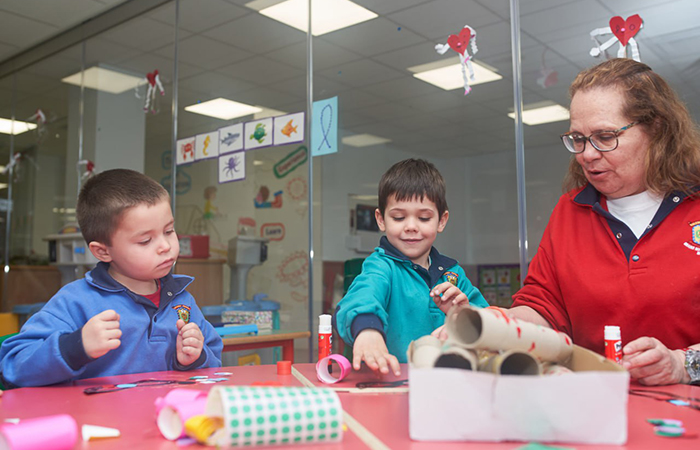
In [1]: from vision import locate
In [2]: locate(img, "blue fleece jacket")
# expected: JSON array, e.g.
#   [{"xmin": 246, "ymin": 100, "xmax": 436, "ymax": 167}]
[
  {"xmin": 0, "ymin": 262, "xmax": 222, "ymax": 387},
  {"xmin": 335, "ymin": 236, "xmax": 488, "ymax": 363}
]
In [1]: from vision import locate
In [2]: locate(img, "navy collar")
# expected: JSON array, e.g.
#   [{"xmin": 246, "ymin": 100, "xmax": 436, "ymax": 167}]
[
  {"xmin": 572, "ymin": 183, "xmax": 694, "ymax": 260},
  {"xmin": 86, "ymin": 261, "xmax": 191, "ymax": 309},
  {"xmin": 378, "ymin": 236, "xmax": 458, "ymax": 287}
]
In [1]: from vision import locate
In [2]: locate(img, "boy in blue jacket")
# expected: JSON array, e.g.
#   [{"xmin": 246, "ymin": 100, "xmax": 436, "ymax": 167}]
[
  {"xmin": 335, "ymin": 159, "xmax": 488, "ymax": 376},
  {"xmin": 0, "ymin": 169, "xmax": 222, "ymax": 387}
]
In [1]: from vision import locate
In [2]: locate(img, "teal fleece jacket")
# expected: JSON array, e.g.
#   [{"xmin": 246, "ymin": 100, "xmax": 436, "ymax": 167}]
[{"xmin": 335, "ymin": 236, "xmax": 488, "ymax": 363}]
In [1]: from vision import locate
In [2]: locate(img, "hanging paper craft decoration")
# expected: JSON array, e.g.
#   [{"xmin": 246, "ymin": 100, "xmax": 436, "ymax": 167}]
[
  {"xmin": 537, "ymin": 48, "xmax": 558, "ymax": 89},
  {"xmin": 77, "ymin": 159, "xmax": 97, "ymax": 181},
  {"xmin": 435, "ymin": 25, "xmax": 478, "ymax": 95},
  {"xmin": 135, "ymin": 69, "xmax": 165, "ymax": 113},
  {"xmin": 589, "ymin": 15, "xmax": 643, "ymax": 62},
  {"xmin": 26, "ymin": 108, "xmax": 48, "ymax": 141}
]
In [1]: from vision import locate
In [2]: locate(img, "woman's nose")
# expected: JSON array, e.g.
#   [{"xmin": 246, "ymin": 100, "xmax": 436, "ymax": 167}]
[{"xmin": 578, "ymin": 143, "xmax": 603, "ymax": 162}]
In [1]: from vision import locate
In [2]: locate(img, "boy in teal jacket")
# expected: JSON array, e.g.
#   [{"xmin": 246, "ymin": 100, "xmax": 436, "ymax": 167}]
[{"xmin": 335, "ymin": 159, "xmax": 488, "ymax": 376}]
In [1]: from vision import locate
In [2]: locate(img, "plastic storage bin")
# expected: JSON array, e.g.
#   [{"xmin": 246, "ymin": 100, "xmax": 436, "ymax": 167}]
[{"xmin": 202, "ymin": 294, "xmax": 281, "ymax": 366}]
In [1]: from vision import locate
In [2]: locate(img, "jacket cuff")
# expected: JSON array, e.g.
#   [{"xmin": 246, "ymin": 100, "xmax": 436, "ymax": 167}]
[
  {"xmin": 59, "ymin": 329, "xmax": 94, "ymax": 371},
  {"xmin": 351, "ymin": 313, "xmax": 385, "ymax": 341},
  {"xmin": 174, "ymin": 351, "xmax": 207, "ymax": 371}
]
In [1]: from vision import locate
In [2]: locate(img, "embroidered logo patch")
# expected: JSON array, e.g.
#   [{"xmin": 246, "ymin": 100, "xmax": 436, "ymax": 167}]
[
  {"xmin": 444, "ymin": 271, "xmax": 459, "ymax": 285},
  {"xmin": 683, "ymin": 221, "xmax": 700, "ymax": 255},
  {"xmin": 172, "ymin": 304, "xmax": 191, "ymax": 323}
]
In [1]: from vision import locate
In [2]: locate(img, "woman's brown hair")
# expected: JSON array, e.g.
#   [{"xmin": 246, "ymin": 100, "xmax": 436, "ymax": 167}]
[{"xmin": 564, "ymin": 58, "xmax": 700, "ymax": 196}]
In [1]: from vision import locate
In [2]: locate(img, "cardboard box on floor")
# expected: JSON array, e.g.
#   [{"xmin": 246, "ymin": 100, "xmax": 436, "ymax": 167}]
[{"xmin": 408, "ymin": 343, "xmax": 629, "ymax": 444}]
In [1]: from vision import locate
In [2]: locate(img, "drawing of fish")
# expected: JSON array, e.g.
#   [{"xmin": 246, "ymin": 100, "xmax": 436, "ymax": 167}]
[
  {"xmin": 281, "ymin": 119, "xmax": 297, "ymax": 137},
  {"xmin": 221, "ymin": 132, "xmax": 240, "ymax": 146}
]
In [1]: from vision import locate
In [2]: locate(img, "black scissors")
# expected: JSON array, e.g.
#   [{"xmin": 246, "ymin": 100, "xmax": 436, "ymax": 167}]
[
  {"xmin": 355, "ymin": 379, "xmax": 408, "ymax": 389},
  {"xmin": 83, "ymin": 378, "xmax": 196, "ymax": 395}
]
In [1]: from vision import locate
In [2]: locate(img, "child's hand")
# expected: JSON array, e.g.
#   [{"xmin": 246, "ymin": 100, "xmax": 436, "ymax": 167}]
[
  {"xmin": 430, "ymin": 282, "xmax": 468, "ymax": 314},
  {"xmin": 82, "ymin": 310, "xmax": 122, "ymax": 359},
  {"xmin": 176, "ymin": 319, "xmax": 204, "ymax": 366},
  {"xmin": 352, "ymin": 329, "xmax": 401, "ymax": 376}
]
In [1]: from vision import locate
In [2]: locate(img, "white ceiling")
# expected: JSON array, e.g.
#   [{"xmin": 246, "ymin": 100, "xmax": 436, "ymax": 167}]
[{"xmin": 0, "ymin": 0, "xmax": 698, "ymax": 158}]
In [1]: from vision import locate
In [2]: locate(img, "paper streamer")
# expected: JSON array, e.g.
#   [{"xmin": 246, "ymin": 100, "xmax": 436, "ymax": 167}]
[
  {"xmin": 316, "ymin": 354, "xmax": 351, "ymax": 384},
  {"xmin": 205, "ymin": 386, "xmax": 343, "ymax": 447},
  {"xmin": 445, "ymin": 304, "xmax": 573, "ymax": 363},
  {"xmin": 0, "ymin": 414, "xmax": 77, "ymax": 450}
]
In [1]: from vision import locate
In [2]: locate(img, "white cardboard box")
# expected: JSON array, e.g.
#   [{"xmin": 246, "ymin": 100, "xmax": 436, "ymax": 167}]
[{"xmin": 408, "ymin": 344, "xmax": 629, "ymax": 444}]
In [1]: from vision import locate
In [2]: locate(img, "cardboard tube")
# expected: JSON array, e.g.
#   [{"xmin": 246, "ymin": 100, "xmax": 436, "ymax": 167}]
[
  {"xmin": 0, "ymin": 414, "xmax": 77, "ymax": 450},
  {"xmin": 478, "ymin": 350, "xmax": 541, "ymax": 375},
  {"xmin": 157, "ymin": 397, "xmax": 207, "ymax": 440},
  {"xmin": 445, "ymin": 304, "xmax": 573, "ymax": 363},
  {"xmin": 434, "ymin": 346, "xmax": 477, "ymax": 371},
  {"xmin": 542, "ymin": 362, "xmax": 574, "ymax": 376},
  {"xmin": 411, "ymin": 335, "xmax": 443, "ymax": 368}
]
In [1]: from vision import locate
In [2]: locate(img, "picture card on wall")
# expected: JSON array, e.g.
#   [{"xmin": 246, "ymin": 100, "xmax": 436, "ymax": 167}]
[
  {"xmin": 244, "ymin": 118, "xmax": 273, "ymax": 150},
  {"xmin": 195, "ymin": 131, "xmax": 219, "ymax": 161},
  {"xmin": 219, "ymin": 151, "xmax": 245, "ymax": 184},
  {"xmin": 273, "ymin": 112, "xmax": 305, "ymax": 145},
  {"xmin": 176, "ymin": 137, "xmax": 195, "ymax": 165},
  {"xmin": 311, "ymin": 96, "xmax": 338, "ymax": 156},
  {"xmin": 219, "ymin": 123, "xmax": 243, "ymax": 155}
]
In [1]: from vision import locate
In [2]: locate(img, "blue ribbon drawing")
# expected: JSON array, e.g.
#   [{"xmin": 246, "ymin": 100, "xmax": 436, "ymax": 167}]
[{"xmin": 318, "ymin": 104, "xmax": 332, "ymax": 151}]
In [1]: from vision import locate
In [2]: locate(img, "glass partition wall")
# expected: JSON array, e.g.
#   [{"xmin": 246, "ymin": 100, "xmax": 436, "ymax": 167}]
[{"xmin": 2, "ymin": 0, "xmax": 697, "ymax": 361}]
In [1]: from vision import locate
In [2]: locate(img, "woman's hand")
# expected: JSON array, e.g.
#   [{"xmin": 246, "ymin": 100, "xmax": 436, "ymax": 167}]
[{"xmin": 622, "ymin": 337, "xmax": 688, "ymax": 385}]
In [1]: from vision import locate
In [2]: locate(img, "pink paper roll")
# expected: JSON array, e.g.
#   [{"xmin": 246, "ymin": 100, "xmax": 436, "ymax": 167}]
[
  {"xmin": 154, "ymin": 388, "xmax": 207, "ymax": 415},
  {"xmin": 0, "ymin": 414, "xmax": 77, "ymax": 450},
  {"xmin": 157, "ymin": 397, "xmax": 207, "ymax": 440}
]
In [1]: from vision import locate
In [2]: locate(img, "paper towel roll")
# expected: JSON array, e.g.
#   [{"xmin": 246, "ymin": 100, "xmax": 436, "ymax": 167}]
[
  {"xmin": 445, "ymin": 304, "xmax": 573, "ymax": 362},
  {"xmin": 478, "ymin": 350, "xmax": 542, "ymax": 375}
]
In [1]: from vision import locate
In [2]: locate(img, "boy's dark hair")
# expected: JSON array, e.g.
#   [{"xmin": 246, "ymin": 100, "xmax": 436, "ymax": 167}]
[
  {"xmin": 378, "ymin": 159, "xmax": 448, "ymax": 216},
  {"xmin": 77, "ymin": 169, "xmax": 169, "ymax": 245}
]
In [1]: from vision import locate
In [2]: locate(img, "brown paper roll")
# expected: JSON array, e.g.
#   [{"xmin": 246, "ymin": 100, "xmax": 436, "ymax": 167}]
[
  {"xmin": 445, "ymin": 304, "xmax": 573, "ymax": 363},
  {"xmin": 434, "ymin": 346, "xmax": 477, "ymax": 371},
  {"xmin": 477, "ymin": 350, "xmax": 541, "ymax": 375}
]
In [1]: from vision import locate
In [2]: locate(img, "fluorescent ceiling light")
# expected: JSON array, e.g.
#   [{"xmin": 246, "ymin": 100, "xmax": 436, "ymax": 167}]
[
  {"xmin": 61, "ymin": 66, "xmax": 143, "ymax": 94},
  {"xmin": 0, "ymin": 118, "xmax": 37, "ymax": 135},
  {"xmin": 184, "ymin": 98, "xmax": 263, "ymax": 120},
  {"xmin": 410, "ymin": 58, "xmax": 502, "ymax": 90},
  {"xmin": 342, "ymin": 134, "xmax": 391, "ymax": 147},
  {"xmin": 250, "ymin": 0, "xmax": 378, "ymax": 36},
  {"xmin": 508, "ymin": 104, "xmax": 570, "ymax": 125}
]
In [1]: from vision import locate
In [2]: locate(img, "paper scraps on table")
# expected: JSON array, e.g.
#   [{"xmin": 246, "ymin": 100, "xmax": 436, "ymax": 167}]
[
  {"xmin": 646, "ymin": 418, "xmax": 697, "ymax": 439},
  {"xmin": 435, "ymin": 25, "xmax": 478, "ymax": 95},
  {"xmin": 589, "ymin": 14, "xmax": 643, "ymax": 62},
  {"xmin": 83, "ymin": 379, "xmax": 196, "ymax": 395},
  {"xmin": 82, "ymin": 424, "xmax": 121, "ymax": 441}
]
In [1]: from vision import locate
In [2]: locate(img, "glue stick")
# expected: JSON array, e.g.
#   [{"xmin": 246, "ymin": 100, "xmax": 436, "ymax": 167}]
[
  {"xmin": 319, "ymin": 314, "xmax": 332, "ymax": 373},
  {"xmin": 604, "ymin": 325, "xmax": 622, "ymax": 363}
]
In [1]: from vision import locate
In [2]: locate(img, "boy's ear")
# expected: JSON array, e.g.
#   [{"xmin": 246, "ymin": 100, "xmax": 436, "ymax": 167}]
[
  {"xmin": 88, "ymin": 241, "xmax": 113, "ymax": 263},
  {"xmin": 374, "ymin": 208, "xmax": 386, "ymax": 232},
  {"xmin": 437, "ymin": 210, "xmax": 449, "ymax": 233}
]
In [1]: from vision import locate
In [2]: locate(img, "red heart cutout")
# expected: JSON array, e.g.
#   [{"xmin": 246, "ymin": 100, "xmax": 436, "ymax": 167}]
[
  {"xmin": 447, "ymin": 27, "xmax": 471, "ymax": 56},
  {"xmin": 609, "ymin": 14, "xmax": 643, "ymax": 47},
  {"xmin": 146, "ymin": 71, "xmax": 157, "ymax": 87}
]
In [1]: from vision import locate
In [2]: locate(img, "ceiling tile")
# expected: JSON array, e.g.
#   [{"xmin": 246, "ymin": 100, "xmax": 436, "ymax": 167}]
[
  {"xmin": 216, "ymin": 56, "xmax": 304, "ymax": 85},
  {"xmin": 148, "ymin": 0, "xmax": 249, "ymax": 33},
  {"xmin": 0, "ymin": 12, "xmax": 59, "ymax": 48},
  {"xmin": 204, "ymin": 13, "xmax": 305, "ymax": 54},
  {"xmin": 317, "ymin": 59, "xmax": 403, "ymax": 88},
  {"xmin": 156, "ymin": 35, "xmax": 253, "ymax": 70},
  {"xmin": 321, "ymin": 17, "xmax": 426, "ymax": 57}
]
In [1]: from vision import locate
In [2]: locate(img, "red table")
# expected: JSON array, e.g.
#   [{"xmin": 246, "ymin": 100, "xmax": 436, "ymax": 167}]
[
  {"xmin": 1, "ymin": 364, "xmax": 699, "ymax": 449},
  {"xmin": 222, "ymin": 330, "xmax": 310, "ymax": 362}
]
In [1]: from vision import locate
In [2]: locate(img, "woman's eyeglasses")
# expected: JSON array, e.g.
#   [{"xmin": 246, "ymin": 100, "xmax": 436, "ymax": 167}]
[{"xmin": 560, "ymin": 121, "xmax": 638, "ymax": 154}]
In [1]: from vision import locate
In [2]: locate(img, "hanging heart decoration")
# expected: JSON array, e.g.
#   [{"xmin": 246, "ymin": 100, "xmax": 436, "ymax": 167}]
[
  {"xmin": 609, "ymin": 14, "xmax": 643, "ymax": 47},
  {"xmin": 447, "ymin": 27, "xmax": 472, "ymax": 56}
]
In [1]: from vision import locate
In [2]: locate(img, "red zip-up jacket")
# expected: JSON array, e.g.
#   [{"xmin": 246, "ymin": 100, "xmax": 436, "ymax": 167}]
[{"xmin": 512, "ymin": 184, "xmax": 700, "ymax": 356}]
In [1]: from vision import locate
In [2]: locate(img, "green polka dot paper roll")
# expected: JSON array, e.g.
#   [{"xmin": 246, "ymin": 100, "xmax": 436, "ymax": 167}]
[{"xmin": 205, "ymin": 386, "xmax": 343, "ymax": 447}]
